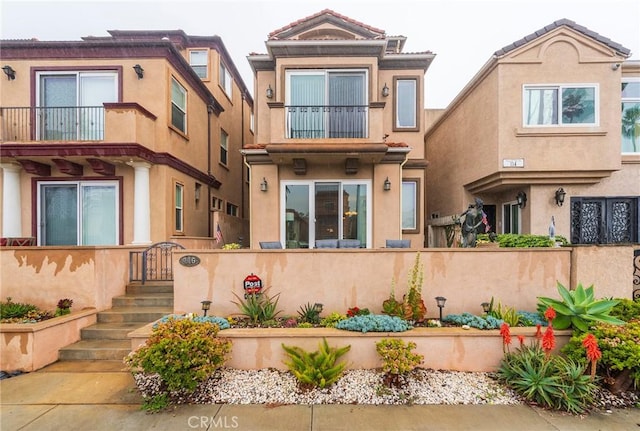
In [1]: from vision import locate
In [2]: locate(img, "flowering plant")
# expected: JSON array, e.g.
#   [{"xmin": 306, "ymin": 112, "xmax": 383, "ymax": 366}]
[{"xmin": 346, "ymin": 307, "xmax": 370, "ymax": 318}]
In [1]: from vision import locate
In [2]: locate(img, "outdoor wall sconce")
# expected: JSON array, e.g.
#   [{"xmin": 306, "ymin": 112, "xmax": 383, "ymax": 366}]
[
  {"xmin": 133, "ymin": 64, "xmax": 144, "ymax": 79},
  {"xmin": 516, "ymin": 191, "xmax": 527, "ymax": 208},
  {"xmin": 383, "ymin": 177, "xmax": 391, "ymax": 191},
  {"xmin": 481, "ymin": 302, "xmax": 490, "ymax": 314},
  {"xmin": 554, "ymin": 187, "xmax": 566, "ymax": 207},
  {"xmin": 382, "ymin": 83, "xmax": 389, "ymax": 97},
  {"xmin": 260, "ymin": 177, "xmax": 268, "ymax": 192},
  {"xmin": 201, "ymin": 300, "xmax": 212, "ymax": 317},
  {"xmin": 194, "ymin": 183, "xmax": 201, "ymax": 203},
  {"xmin": 2, "ymin": 65, "xmax": 16, "ymax": 80},
  {"xmin": 435, "ymin": 296, "xmax": 447, "ymax": 321},
  {"xmin": 266, "ymin": 84, "xmax": 273, "ymax": 99}
]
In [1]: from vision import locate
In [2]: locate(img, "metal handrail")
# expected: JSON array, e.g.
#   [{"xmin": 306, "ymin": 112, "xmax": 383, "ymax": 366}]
[
  {"xmin": 286, "ymin": 104, "xmax": 368, "ymax": 139},
  {"xmin": 0, "ymin": 106, "xmax": 105, "ymax": 141}
]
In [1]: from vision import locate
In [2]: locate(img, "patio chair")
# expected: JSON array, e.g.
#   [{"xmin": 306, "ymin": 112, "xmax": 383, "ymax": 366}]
[
  {"xmin": 386, "ymin": 239, "xmax": 411, "ymax": 248},
  {"xmin": 315, "ymin": 239, "xmax": 338, "ymax": 248},
  {"xmin": 259, "ymin": 241, "xmax": 283, "ymax": 249},
  {"xmin": 338, "ymin": 239, "xmax": 361, "ymax": 248}
]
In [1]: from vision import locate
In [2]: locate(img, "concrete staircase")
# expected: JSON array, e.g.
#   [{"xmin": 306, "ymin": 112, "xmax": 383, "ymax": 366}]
[{"xmin": 58, "ymin": 282, "xmax": 173, "ymax": 361}]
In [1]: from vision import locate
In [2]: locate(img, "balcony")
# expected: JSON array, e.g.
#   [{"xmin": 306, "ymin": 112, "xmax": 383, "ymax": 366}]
[
  {"xmin": 286, "ymin": 105, "xmax": 368, "ymax": 139},
  {"xmin": 0, "ymin": 106, "xmax": 105, "ymax": 142}
]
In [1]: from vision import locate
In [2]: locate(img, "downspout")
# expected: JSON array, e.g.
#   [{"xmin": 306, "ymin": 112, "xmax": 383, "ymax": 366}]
[
  {"xmin": 207, "ymin": 104, "xmax": 213, "ymax": 238},
  {"xmin": 240, "ymin": 92, "xmax": 245, "ymax": 219}
]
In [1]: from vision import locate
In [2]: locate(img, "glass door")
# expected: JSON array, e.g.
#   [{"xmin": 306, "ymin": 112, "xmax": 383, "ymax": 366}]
[
  {"xmin": 315, "ymin": 182, "xmax": 339, "ymax": 240},
  {"xmin": 284, "ymin": 184, "xmax": 310, "ymax": 249},
  {"xmin": 41, "ymin": 184, "xmax": 78, "ymax": 245},
  {"xmin": 79, "ymin": 74, "xmax": 116, "ymax": 139}
]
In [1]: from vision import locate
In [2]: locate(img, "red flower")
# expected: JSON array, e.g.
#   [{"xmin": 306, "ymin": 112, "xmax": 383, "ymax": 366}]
[
  {"xmin": 542, "ymin": 326, "xmax": 555, "ymax": 356},
  {"xmin": 544, "ymin": 306, "xmax": 556, "ymax": 322},
  {"xmin": 347, "ymin": 307, "xmax": 359, "ymax": 318},
  {"xmin": 517, "ymin": 335, "xmax": 525, "ymax": 347},
  {"xmin": 534, "ymin": 324, "xmax": 543, "ymax": 340},
  {"xmin": 500, "ymin": 323, "xmax": 511, "ymax": 353},
  {"xmin": 582, "ymin": 333, "xmax": 602, "ymax": 362}
]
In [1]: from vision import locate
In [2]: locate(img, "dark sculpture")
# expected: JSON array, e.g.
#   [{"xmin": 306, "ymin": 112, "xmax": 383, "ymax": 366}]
[{"xmin": 461, "ymin": 197, "xmax": 485, "ymax": 248}]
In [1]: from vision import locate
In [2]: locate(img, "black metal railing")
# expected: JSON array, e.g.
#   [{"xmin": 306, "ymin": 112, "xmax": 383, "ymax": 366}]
[
  {"xmin": 286, "ymin": 105, "xmax": 368, "ymax": 139},
  {"xmin": 633, "ymin": 248, "xmax": 640, "ymax": 301},
  {"xmin": 129, "ymin": 241, "xmax": 185, "ymax": 284},
  {"xmin": 0, "ymin": 106, "xmax": 105, "ymax": 141}
]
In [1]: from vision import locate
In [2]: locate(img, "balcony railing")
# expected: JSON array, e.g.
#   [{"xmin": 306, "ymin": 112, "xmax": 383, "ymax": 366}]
[
  {"xmin": 286, "ymin": 105, "xmax": 368, "ymax": 139},
  {"xmin": 0, "ymin": 106, "xmax": 105, "ymax": 141}
]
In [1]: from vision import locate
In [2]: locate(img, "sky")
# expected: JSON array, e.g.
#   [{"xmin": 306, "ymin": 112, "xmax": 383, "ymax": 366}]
[{"xmin": 2, "ymin": 0, "xmax": 639, "ymax": 108}]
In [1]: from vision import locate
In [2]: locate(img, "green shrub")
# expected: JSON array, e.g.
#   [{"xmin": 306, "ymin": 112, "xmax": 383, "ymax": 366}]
[
  {"xmin": 497, "ymin": 343, "xmax": 596, "ymax": 414},
  {"xmin": 537, "ymin": 282, "xmax": 624, "ymax": 332},
  {"xmin": 562, "ymin": 320, "xmax": 640, "ymax": 392},
  {"xmin": 124, "ymin": 317, "xmax": 232, "ymax": 393},
  {"xmin": 336, "ymin": 314, "xmax": 412, "ymax": 333},
  {"xmin": 297, "ymin": 302, "xmax": 323, "ymax": 324},
  {"xmin": 320, "ymin": 312, "xmax": 347, "ymax": 328},
  {"xmin": 231, "ymin": 288, "xmax": 282, "ymax": 324},
  {"xmin": 442, "ymin": 312, "xmax": 503, "ymax": 329},
  {"xmin": 282, "ymin": 338, "xmax": 350, "ymax": 389},
  {"xmin": 609, "ymin": 298, "xmax": 640, "ymax": 322},
  {"xmin": 495, "ymin": 234, "xmax": 568, "ymax": 248},
  {"xmin": 0, "ymin": 297, "xmax": 38, "ymax": 319},
  {"xmin": 376, "ymin": 339, "xmax": 423, "ymax": 387},
  {"xmin": 154, "ymin": 314, "xmax": 230, "ymax": 330},
  {"xmin": 488, "ymin": 299, "xmax": 521, "ymax": 326}
]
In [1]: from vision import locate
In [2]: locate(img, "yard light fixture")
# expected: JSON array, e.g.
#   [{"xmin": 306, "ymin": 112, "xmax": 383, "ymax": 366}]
[
  {"xmin": 481, "ymin": 302, "xmax": 490, "ymax": 314},
  {"xmin": 554, "ymin": 187, "xmax": 566, "ymax": 207},
  {"xmin": 516, "ymin": 191, "xmax": 527, "ymax": 208},
  {"xmin": 133, "ymin": 64, "xmax": 144, "ymax": 79},
  {"xmin": 435, "ymin": 296, "xmax": 447, "ymax": 321},
  {"xmin": 266, "ymin": 84, "xmax": 273, "ymax": 99},
  {"xmin": 383, "ymin": 177, "xmax": 391, "ymax": 191},
  {"xmin": 260, "ymin": 177, "xmax": 268, "ymax": 192},
  {"xmin": 382, "ymin": 83, "xmax": 389, "ymax": 97},
  {"xmin": 2, "ymin": 65, "xmax": 16, "ymax": 80},
  {"xmin": 201, "ymin": 300, "xmax": 212, "ymax": 316}
]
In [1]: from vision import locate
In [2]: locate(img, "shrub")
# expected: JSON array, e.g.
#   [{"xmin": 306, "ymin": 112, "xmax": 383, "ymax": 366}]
[
  {"xmin": 609, "ymin": 298, "xmax": 640, "ymax": 322},
  {"xmin": 222, "ymin": 243, "xmax": 241, "ymax": 250},
  {"xmin": 488, "ymin": 299, "xmax": 521, "ymax": 326},
  {"xmin": 442, "ymin": 312, "xmax": 503, "ymax": 329},
  {"xmin": 495, "ymin": 234, "xmax": 569, "ymax": 248},
  {"xmin": 562, "ymin": 320, "xmax": 640, "ymax": 393},
  {"xmin": 537, "ymin": 282, "xmax": 624, "ymax": 332},
  {"xmin": 297, "ymin": 302, "xmax": 323, "ymax": 324},
  {"xmin": 320, "ymin": 312, "xmax": 346, "ymax": 328},
  {"xmin": 282, "ymin": 338, "xmax": 350, "ymax": 389},
  {"xmin": 376, "ymin": 339, "xmax": 423, "ymax": 387},
  {"xmin": 155, "ymin": 314, "xmax": 230, "ymax": 330},
  {"xmin": 336, "ymin": 314, "xmax": 412, "ymax": 333},
  {"xmin": 231, "ymin": 288, "xmax": 282, "ymax": 325},
  {"xmin": 125, "ymin": 317, "xmax": 232, "ymax": 393},
  {"xmin": 346, "ymin": 306, "xmax": 370, "ymax": 317},
  {"xmin": 0, "ymin": 297, "xmax": 38, "ymax": 319}
]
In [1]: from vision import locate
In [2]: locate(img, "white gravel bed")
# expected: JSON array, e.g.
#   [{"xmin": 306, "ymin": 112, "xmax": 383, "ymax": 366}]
[{"xmin": 135, "ymin": 368, "xmax": 523, "ymax": 406}]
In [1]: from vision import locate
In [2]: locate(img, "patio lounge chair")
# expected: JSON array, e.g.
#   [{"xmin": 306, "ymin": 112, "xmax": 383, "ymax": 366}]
[
  {"xmin": 338, "ymin": 239, "xmax": 361, "ymax": 248},
  {"xmin": 385, "ymin": 239, "xmax": 411, "ymax": 248},
  {"xmin": 315, "ymin": 239, "xmax": 338, "ymax": 248},
  {"xmin": 259, "ymin": 241, "xmax": 283, "ymax": 249}
]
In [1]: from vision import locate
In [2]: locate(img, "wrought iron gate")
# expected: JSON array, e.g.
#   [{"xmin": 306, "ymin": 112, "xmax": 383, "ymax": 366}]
[{"xmin": 129, "ymin": 241, "xmax": 185, "ymax": 284}]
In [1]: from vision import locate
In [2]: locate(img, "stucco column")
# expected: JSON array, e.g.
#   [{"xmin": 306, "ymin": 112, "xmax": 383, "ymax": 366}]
[
  {"xmin": 129, "ymin": 162, "xmax": 152, "ymax": 245},
  {"xmin": 1, "ymin": 164, "xmax": 23, "ymax": 237}
]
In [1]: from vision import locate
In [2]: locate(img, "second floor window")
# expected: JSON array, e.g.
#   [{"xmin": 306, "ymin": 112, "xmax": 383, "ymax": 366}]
[
  {"xmin": 220, "ymin": 129, "xmax": 229, "ymax": 165},
  {"xmin": 395, "ymin": 78, "xmax": 418, "ymax": 130},
  {"xmin": 171, "ymin": 78, "xmax": 187, "ymax": 133},
  {"xmin": 175, "ymin": 183, "xmax": 184, "ymax": 232},
  {"xmin": 189, "ymin": 50, "xmax": 208, "ymax": 79},
  {"xmin": 286, "ymin": 70, "xmax": 367, "ymax": 139},
  {"xmin": 523, "ymin": 84, "xmax": 598, "ymax": 126},
  {"xmin": 219, "ymin": 62, "xmax": 233, "ymax": 97},
  {"xmin": 622, "ymin": 78, "xmax": 640, "ymax": 153}
]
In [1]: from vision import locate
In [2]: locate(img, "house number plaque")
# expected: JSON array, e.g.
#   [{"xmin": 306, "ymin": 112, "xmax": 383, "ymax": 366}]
[{"xmin": 179, "ymin": 255, "xmax": 201, "ymax": 267}]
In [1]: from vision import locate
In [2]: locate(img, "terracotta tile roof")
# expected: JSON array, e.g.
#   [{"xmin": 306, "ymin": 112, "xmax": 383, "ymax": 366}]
[
  {"xmin": 386, "ymin": 142, "xmax": 409, "ymax": 148},
  {"xmin": 244, "ymin": 144, "xmax": 267, "ymax": 150},
  {"xmin": 494, "ymin": 18, "xmax": 630, "ymax": 57},
  {"xmin": 268, "ymin": 9, "xmax": 385, "ymax": 39}
]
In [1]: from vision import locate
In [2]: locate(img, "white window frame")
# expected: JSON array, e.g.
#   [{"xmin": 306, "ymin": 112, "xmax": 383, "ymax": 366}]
[
  {"xmin": 189, "ymin": 49, "xmax": 209, "ymax": 79},
  {"xmin": 220, "ymin": 129, "xmax": 229, "ymax": 165},
  {"xmin": 171, "ymin": 77, "xmax": 187, "ymax": 133},
  {"xmin": 401, "ymin": 180, "xmax": 419, "ymax": 232},
  {"xmin": 522, "ymin": 83, "xmax": 599, "ymax": 127},
  {"xmin": 621, "ymin": 77, "xmax": 640, "ymax": 154},
  {"xmin": 175, "ymin": 182, "xmax": 184, "ymax": 232},
  {"xmin": 502, "ymin": 201, "xmax": 521, "ymax": 234},
  {"xmin": 395, "ymin": 78, "xmax": 418, "ymax": 130},
  {"xmin": 219, "ymin": 61, "xmax": 233, "ymax": 97},
  {"xmin": 37, "ymin": 180, "xmax": 119, "ymax": 245},
  {"xmin": 279, "ymin": 179, "xmax": 372, "ymax": 248}
]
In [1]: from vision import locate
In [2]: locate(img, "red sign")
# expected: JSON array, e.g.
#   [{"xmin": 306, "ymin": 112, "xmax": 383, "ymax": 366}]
[{"xmin": 243, "ymin": 273, "xmax": 263, "ymax": 295}]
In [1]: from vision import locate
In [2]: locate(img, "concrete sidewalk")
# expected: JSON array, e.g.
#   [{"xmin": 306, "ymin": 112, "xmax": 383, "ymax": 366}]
[{"xmin": 1, "ymin": 361, "xmax": 638, "ymax": 431}]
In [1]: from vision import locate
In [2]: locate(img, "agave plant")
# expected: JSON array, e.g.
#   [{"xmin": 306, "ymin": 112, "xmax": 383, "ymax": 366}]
[{"xmin": 537, "ymin": 282, "xmax": 624, "ymax": 332}]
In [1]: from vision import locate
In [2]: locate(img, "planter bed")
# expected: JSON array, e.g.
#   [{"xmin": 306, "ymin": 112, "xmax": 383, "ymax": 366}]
[
  {"xmin": 1, "ymin": 308, "xmax": 97, "ymax": 372},
  {"xmin": 129, "ymin": 323, "xmax": 572, "ymax": 372}
]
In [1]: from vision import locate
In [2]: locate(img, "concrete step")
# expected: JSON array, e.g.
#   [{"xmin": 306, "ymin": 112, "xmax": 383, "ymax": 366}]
[
  {"xmin": 58, "ymin": 339, "xmax": 131, "ymax": 361},
  {"xmin": 125, "ymin": 282, "xmax": 174, "ymax": 295},
  {"xmin": 111, "ymin": 294, "xmax": 173, "ymax": 308},
  {"xmin": 97, "ymin": 307, "xmax": 172, "ymax": 323},
  {"xmin": 80, "ymin": 322, "xmax": 146, "ymax": 340}
]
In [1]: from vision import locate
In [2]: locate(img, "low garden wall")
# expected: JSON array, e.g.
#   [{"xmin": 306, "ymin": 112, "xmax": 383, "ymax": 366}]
[
  {"xmin": 129, "ymin": 324, "xmax": 572, "ymax": 372},
  {"xmin": 0, "ymin": 309, "xmax": 97, "ymax": 372}
]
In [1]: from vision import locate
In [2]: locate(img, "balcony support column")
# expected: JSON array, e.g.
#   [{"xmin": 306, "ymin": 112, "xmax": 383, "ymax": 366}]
[
  {"xmin": 129, "ymin": 162, "xmax": 152, "ymax": 245},
  {"xmin": 1, "ymin": 164, "xmax": 23, "ymax": 237}
]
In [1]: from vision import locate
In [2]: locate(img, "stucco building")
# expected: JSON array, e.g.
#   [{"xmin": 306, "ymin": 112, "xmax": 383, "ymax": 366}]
[
  {"xmin": 425, "ymin": 19, "xmax": 639, "ymax": 246},
  {"xmin": 0, "ymin": 30, "xmax": 253, "ymax": 246}
]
